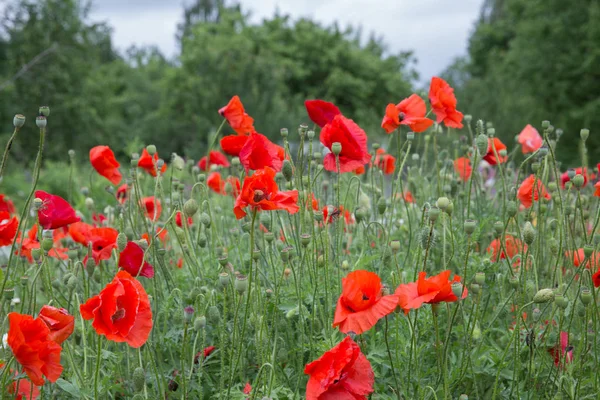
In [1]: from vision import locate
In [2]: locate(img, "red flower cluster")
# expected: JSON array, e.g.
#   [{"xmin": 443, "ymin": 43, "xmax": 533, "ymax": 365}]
[
  {"xmin": 80, "ymin": 270, "xmax": 153, "ymax": 348},
  {"xmin": 7, "ymin": 306, "xmax": 74, "ymax": 386},
  {"xmin": 488, "ymin": 234, "xmax": 527, "ymax": 262}
]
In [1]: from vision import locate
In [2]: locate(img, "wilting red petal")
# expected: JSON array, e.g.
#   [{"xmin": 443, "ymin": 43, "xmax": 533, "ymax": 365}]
[
  {"xmin": 219, "ymin": 96, "xmax": 255, "ymax": 135},
  {"xmin": 198, "ymin": 150, "xmax": 230, "ymax": 171},
  {"xmin": 220, "ymin": 135, "xmax": 249, "ymax": 157}
]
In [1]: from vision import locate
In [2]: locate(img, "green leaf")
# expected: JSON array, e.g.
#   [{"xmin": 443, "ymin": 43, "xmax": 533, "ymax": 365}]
[{"xmin": 55, "ymin": 378, "xmax": 82, "ymax": 398}]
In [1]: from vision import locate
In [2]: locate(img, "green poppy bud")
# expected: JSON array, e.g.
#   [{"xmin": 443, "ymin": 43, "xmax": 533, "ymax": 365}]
[
  {"xmin": 476, "ymin": 134, "xmax": 489, "ymax": 155},
  {"xmin": 533, "ymin": 288, "xmax": 554, "ymax": 304},
  {"xmin": 282, "ymin": 160, "xmax": 293, "ymax": 181}
]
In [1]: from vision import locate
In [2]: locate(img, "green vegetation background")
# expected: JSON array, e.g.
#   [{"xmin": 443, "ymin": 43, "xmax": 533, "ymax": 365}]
[{"xmin": 0, "ymin": 0, "xmax": 598, "ymax": 171}]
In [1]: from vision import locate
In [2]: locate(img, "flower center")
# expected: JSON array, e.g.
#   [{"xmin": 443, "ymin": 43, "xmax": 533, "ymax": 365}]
[
  {"xmin": 399, "ymin": 112, "xmax": 406, "ymax": 121},
  {"xmin": 112, "ymin": 308, "xmax": 126, "ymax": 323},
  {"xmin": 253, "ymin": 190, "xmax": 267, "ymax": 202}
]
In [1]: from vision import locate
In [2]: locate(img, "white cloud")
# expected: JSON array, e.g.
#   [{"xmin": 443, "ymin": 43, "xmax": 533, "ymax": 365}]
[{"xmin": 88, "ymin": 0, "xmax": 484, "ymax": 82}]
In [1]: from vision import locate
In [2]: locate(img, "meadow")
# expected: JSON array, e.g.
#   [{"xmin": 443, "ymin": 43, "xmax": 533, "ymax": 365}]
[{"xmin": 0, "ymin": 77, "xmax": 598, "ymax": 400}]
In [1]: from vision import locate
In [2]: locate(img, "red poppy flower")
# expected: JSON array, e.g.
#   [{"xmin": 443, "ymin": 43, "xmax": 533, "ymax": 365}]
[
  {"xmin": 428, "ymin": 77, "xmax": 464, "ymax": 129},
  {"xmin": 198, "ymin": 150, "xmax": 230, "ymax": 171},
  {"xmin": 118, "ymin": 241, "xmax": 154, "ymax": 278},
  {"xmin": 175, "ymin": 211, "xmax": 192, "ymax": 227},
  {"xmin": 194, "ymin": 345, "xmax": 216, "ymax": 364},
  {"xmin": 89, "ymin": 145, "xmax": 122, "ymax": 185},
  {"xmin": 15, "ymin": 225, "xmax": 69, "ymax": 262},
  {"xmin": 454, "ymin": 157, "xmax": 472, "ymax": 181},
  {"xmin": 116, "ymin": 184, "xmax": 129, "ymax": 204},
  {"xmin": 80, "ymin": 270, "xmax": 153, "ymax": 348},
  {"xmin": 207, "ymin": 172, "xmax": 224, "ymax": 194},
  {"xmin": 323, "ymin": 205, "xmax": 354, "ymax": 225},
  {"xmin": 219, "ymin": 95, "xmax": 255, "ymax": 135},
  {"xmin": 561, "ymin": 167, "xmax": 588, "ymax": 189},
  {"xmin": 487, "ymin": 234, "xmax": 527, "ymax": 262},
  {"xmin": 92, "ymin": 213, "xmax": 106, "ymax": 226},
  {"xmin": 37, "ymin": 305, "xmax": 74, "ymax": 345},
  {"xmin": 137, "ymin": 149, "xmax": 167, "ymax": 177},
  {"xmin": 381, "ymin": 94, "xmax": 434, "ymax": 133},
  {"xmin": 239, "ymin": 132, "xmax": 285, "ymax": 172},
  {"xmin": 567, "ymin": 248, "xmax": 600, "ymax": 269},
  {"xmin": 35, "ymin": 190, "xmax": 80, "ymax": 230},
  {"xmin": 0, "ymin": 211, "xmax": 18, "ymax": 246},
  {"xmin": 8, "ymin": 374, "xmax": 40, "ymax": 400},
  {"xmin": 141, "ymin": 197, "xmax": 161, "ymax": 221},
  {"xmin": 593, "ymin": 268, "xmax": 600, "ymax": 287},
  {"xmin": 141, "ymin": 227, "xmax": 169, "ymax": 246},
  {"xmin": 373, "ymin": 148, "xmax": 396, "ymax": 175},
  {"xmin": 68, "ymin": 221, "xmax": 93, "ymax": 245},
  {"xmin": 395, "ymin": 270, "xmax": 467, "ymax": 313},
  {"xmin": 517, "ymin": 175, "xmax": 551, "ymax": 209},
  {"xmin": 304, "ymin": 336, "xmax": 374, "ymax": 400},
  {"xmin": 220, "ymin": 135, "xmax": 249, "ymax": 157},
  {"xmin": 482, "ymin": 138, "xmax": 508, "ymax": 165},
  {"xmin": 243, "ymin": 382, "xmax": 252, "ymax": 395},
  {"xmin": 353, "ymin": 165, "xmax": 365, "ymax": 175},
  {"xmin": 517, "ymin": 125, "xmax": 543, "ymax": 154},
  {"xmin": 308, "ymin": 193, "xmax": 319, "ymax": 211},
  {"xmin": 594, "ymin": 182, "xmax": 600, "ymax": 197},
  {"xmin": 548, "ymin": 332, "xmax": 573, "ymax": 367},
  {"xmin": 87, "ymin": 227, "xmax": 119, "ymax": 264},
  {"xmin": 320, "ymin": 115, "xmax": 371, "ymax": 173},
  {"xmin": 233, "ymin": 167, "xmax": 299, "ymax": 219},
  {"xmin": 7, "ymin": 312, "xmax": 64, "ymax": 386},
  {"xmin": 333, "ymin": 270, "xmax": 398, "ymax": 334},
  {"xmin": 304, "ymin": 99, "xmax": 341, "ymax": 128},
  {"xmin": 0, "ymin": 194, "xmax": 16, "ymax": 214}
]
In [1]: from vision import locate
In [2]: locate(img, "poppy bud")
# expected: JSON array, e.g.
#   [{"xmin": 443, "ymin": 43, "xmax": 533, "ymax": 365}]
[
  {"xmin": 317, "ymin": 255, "xmax": 325, "ymax": 268},
  {"xmin": 531, "ymin": 162, "xmax": 540, "ymax": 173},
  {"xmin": 146, "ymin": 145, "xmax": 157, "ymax": 156},
  {"xmin": 470, "ymin": 283, "xmax": 480, "ymax": 295},
  {"xmin": 459, "ymin": 395, "xmax": 469, "ymax": 400},
  {"xmin": 280, "ymin": 128, "xmax": 288, "ymax": 138},
  {"xmin": 31, "ymin": 248, "xmax": 42, "ymax": 260},
  {"xmin": 472, "ymin": 324, "xmax": 481, "ymax": 341},
  {"xmin": 114, "ymin": 233, "xmax": 127, "ymax": 252},
  {"xmin": 235, "ymin": 274, "xmax": 248, "ymax": 294},
  {"xmin": 554, "ymin": 293, "xmax": 568, "ymax": 309},
  {"xmin": 377, "ymin": 197, "xmax": 387, "ymax": 215},
  {"xmin": 32, "ymin": 197, "xmax": 43, "ymax": 211},
  {"xmin": 406, "ymin": 131, "xmax": 415, "ymax": 141},
  {"xmin": 523, "ymin": 222, "xmax": 535, "ymax": 245},
  {"xmin": 464, "ymin": 219, "xmax": 476, "ymax": 235},
  {"xmin": 38, "ymin": 106, "xmax": 50, "ymax": 117},
  {"xmin": 576, "ymin": 301, "xmax": 586, "ymax": 317},
  {"xmin": 282, "ymin": 160, "xmax": 293, "ymax": 181},
  {"xmin": 207, "ymin": 305, "xmax": 220, "ymax": 324},
  {"xmin": 194, "ymin": 316, "xmax": 206, "ymax": 331},
  {"xmin": 133, "ymin": 367, "xmax": 145, "ymax": 392},
  {"xmin": 283, "ymin": 268, "xmax": 292, "ymax": 279},
  {"xmin": 13, "ymin": 114, "xmax": 25, "ymax": 128},
  {"xmin": 493, "ymin": 221, "xmax": 504, "ymax": 235},
  {"xmin": 572, "ymin": 174, "xmax": 584, "ymax": 189},
  {"xmin": 85, "ymin": 197, "xmax": 94, "ymax": 210},
  {"xmin": 436, "ymin": 196, "xmax": 450, "ymax": 211},
  {"xmin": 580, "ymin": 288, "xmax": 592, "ymax": 306},
  {"xmin": 532, "ymin": 307, "xmax": 542, "ymax": 322},
  {"xmin": 428, "ymin": 206, "xmax": 440, "ymax": 222},
  {"xmin": 475, "ymin": 134, "xmax": 488, "ymax": 156},
  {"xmin": 184, "ymin": 306, "xmax": 195, "ymax": 323},
  {"xmin": 541, "ymin": 120, "xmax": 550, "ymax": 129},
  {"xmin": 475, "ymin": 272, "xmax": 485, "ymax": 285},
  {"xmin": 35, "ymin": 116, "xmax": 47, "ymax": 128},
  {"xmin": 580, "ymin": 128, "xmax": 590, "ymax": 142},
  {"xmin": 451, "ymin": 282, "xmax": 464, "ymax": 298},
  {"xmin": 200, "ymin": 212, "xmax": 211, "ymax": 227},
  {"xmin": 533, "ymin": 288, "xmax": 554, "ymax": 304},
  {"xmin": 41, "ymin": 237, "xmax": 53, "ymax": 253},
  {"xmin": 390, "ymin": 240, "xmax": 401, "ymax": 253},
  {"xmin": 331, "ymin": 142, "xmax": 342, "ymax": 156}
]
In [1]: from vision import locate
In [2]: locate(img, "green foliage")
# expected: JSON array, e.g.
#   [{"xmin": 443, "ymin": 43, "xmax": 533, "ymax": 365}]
[{"xmin": 444, "ymin": 0, "xmax": 600, "ymax": 164}]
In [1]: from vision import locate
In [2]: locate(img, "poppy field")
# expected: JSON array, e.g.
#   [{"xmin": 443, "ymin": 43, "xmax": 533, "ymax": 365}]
[{"xmin": 0, "ymin": 76, "xmax": 598, "ymax": 399}]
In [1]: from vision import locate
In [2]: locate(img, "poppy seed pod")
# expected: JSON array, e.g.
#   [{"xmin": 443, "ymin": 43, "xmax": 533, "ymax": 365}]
[
  {"xmin": 282, "ymin": 160, "xmax": 293, "ymax": 181},
  {"xmin": 428, "ymin": 206, "xmax": 440, "ymax": 222},
  {"xmin": 533, "ymin": 288, "xmax": 554, "ymax": 303},
  {"xmin": 451, "ymin": 282, "xmax": 464, "ymax": 298},
  {"xmin": 475, "ymin": 272, "xmax": 485, "ymax": 285},
  {"xmin": 331, "ymin": 142, "xmax": 342, "ymax": 155},
  {"xmin": 13, "ymin": 114, "xmax": 25, "ymax": 128},
  {"xmin": 264, "ymin": 232, "xmax": 274, "ymax": 242},
  {"xmin": 581, "ymin": 289, "xmax": 592, "ymax": 306},
  {"xmin": 280, "ymin": 128, "xmax": 288, "ymax": 138},
  {"xmin": 218, "ymin": 272, "xmax": 230, "ymax": 287},
  {"xmin": 35, "ymin": 115, "xmax": 47, "ymax": 128},
  {"xmin": 406, "ymin": 131, "xmax": 415, "ymax": 141},
  {"xmin": 580, "ymin": 128, "xmax": 589, "ymax": 142},
  {"xmin": 554, "ymin": 293, "xmax": 568, "ymax": 309},
  {"xmin": 301, "ymin": 234, "xmax": 311, "ymax": 247},
  {"xmin": 464, "ymin": 219, "xmax": 477, "ymax": 235},
  {"xmin": 470, "ymin": 283, "xmax": 481, "ymax": 295},
  {"xmin": 523, "ymin": 222, "xmax": 535, "ymax": 245},
  {"xmin": 235, "ymin": 275, "xmax": 248, "ymax": 294},
  {"xmin": 572, "ymin": 174, "xmax": 584, "ymax": 189},
  {"xmin": 436, "ymin": 197, "xmax": 450, "ymax": 211},
  {"xmin": 475, "ymin": 134, "xmax": 488, "ymax": 155},
  {"xmin": 390, "ymin": 240, "xmax": 401, "ymax": 253},
  {"xmin": 146, "ymin": 145, "xmax": 157, "ymax": 156},
  {"xmin": 133, "ymin": 367, "xmax": 145, "ymax": 392},
  {"xmin": 583, "ymin": 244, "xmax": 594, "ymax": 258},
  {"xmin": 493, "ymin": 221, "xmax": 504, "ymax": 235}
]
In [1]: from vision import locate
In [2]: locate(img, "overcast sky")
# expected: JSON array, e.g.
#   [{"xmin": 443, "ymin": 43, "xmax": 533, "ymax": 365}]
[{"xmin": 88, "ymin": 0, "xmax": 483, "ymax": 84}]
